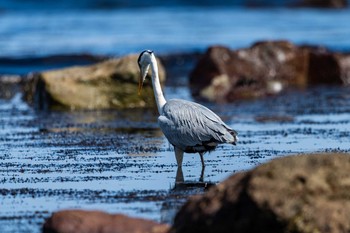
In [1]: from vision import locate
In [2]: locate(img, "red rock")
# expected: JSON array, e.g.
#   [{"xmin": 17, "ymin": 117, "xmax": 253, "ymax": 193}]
[
  {"xmin": 245, "ymin": 0, "xmax": 347, "ymax": 8},
  {"xmin": 43, "ymin": 210, "xmax": 169, "ymax": 233},
  {"xmin": 190, "ymin": 41, "xmax": 350, "ymax": 102},
  {"xmin": 307, "ymin": 49, "xmax": 343, "ymax": 85},
  {"xmin": 336, "ymin": 53, "xmax": 350, "ymax": 85},
  {"xmin": 190, "ymin": 41, "xmax": 309, "ymax": 102},
  {"xmin": 170, "ymin": 153, "xmax": 350, "ymax": 233},
  {"xmin": 296, "ymin": 0, "xmax": 347, "ymax": 8}
]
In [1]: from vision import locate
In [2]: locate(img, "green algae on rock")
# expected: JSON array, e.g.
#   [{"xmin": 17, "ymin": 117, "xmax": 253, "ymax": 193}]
[{"xmin": 23, "ymin": 54, "xmax": 166, "ymax": 110}]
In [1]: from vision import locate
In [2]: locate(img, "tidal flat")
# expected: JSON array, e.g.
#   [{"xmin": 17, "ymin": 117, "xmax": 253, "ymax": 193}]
[
  {"xmin": 1, "ymin": 4, "xmax": 350, "ymax": 233},
  {"xmin": 1, "ymin": 83, "xmax": 350, "ymax": 233}
]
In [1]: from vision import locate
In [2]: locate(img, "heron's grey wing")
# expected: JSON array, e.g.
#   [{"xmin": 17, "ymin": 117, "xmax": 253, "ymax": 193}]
[
  {"xmin": 193, "ymin": 101, "xmax": 238, "ymax": 136},
  {"xmin": 158, "ymin": 99, "xmax": 236, "ymax": 150}
]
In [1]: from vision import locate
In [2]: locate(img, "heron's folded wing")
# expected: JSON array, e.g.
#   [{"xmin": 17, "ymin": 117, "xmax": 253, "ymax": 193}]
[{"xmin": 158, "ymin": 99, "xmax": 235, "ymax": 149}]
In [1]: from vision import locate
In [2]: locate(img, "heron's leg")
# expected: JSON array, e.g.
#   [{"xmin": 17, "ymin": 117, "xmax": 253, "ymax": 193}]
[
  {"xmin": 174, "ymin": 147, "xmax": 184, "ymax": 167},
  {"xmin": 199, "ymin": 152, "xmax": 205, "ymax": 168},
  {"xmin": 199, "ymin": 166, "xmax": 205, "ymax": 182},
  {"xmin": 176, "ymin": 166, "xmax": 184, "ymax": 183}
]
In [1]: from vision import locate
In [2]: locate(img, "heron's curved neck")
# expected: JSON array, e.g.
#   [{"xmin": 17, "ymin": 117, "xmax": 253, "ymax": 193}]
[{"xmin": 150, "ymin": 55, "xmax": 166, "ymax": 115}]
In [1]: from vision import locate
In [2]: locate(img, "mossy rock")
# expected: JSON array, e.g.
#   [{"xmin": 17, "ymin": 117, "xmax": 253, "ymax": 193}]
[{"xmin": 24, "ymin": 54, "xmax": 166, "ymax": 110}]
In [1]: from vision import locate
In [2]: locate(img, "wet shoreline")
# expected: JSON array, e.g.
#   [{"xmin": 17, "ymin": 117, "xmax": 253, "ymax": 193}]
[
  {"xmin": 1, "ymin": 79, "xmax": 350, "ymax": 232},
  {"xmin": 1, "ymin": 1, "xmax": 350, "ymax": 231},
  {"xmin": 1, "ymin": 9, "xmax": 350, "ymax": 230}
]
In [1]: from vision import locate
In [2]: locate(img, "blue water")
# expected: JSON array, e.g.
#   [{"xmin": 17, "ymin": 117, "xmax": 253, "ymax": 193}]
[
  {"xmin": 1, "ymin": 3, "xmax": 350, "ymax": 233},
  {"xmin": 1, "ymin": 0, "xmax": 335, "ymax": 10},
  {"xmin": 1, "ymin": 7, "xmax": 350, "ymax": 58}
]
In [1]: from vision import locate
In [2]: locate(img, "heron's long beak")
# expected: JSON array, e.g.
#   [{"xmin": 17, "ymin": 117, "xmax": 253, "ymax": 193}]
[
  {"xmin": 138, "ymin": 65, "xmax": 149, "ymax": 95},
  {"xmin": 138, "ymin": 75, "xmax": 144, "ymax": 95}
]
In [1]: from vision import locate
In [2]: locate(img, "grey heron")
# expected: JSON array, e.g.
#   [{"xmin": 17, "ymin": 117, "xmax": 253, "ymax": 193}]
[{"xmin": 137, "ymin": 50, "xmax": 238, "ymax": 169}]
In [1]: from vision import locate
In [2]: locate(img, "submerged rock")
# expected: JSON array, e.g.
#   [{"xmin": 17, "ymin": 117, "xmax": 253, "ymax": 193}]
[
  {"xmin": 43, "ymin": 210, "xmax": 169, "ymax": 233},
  {"xmin": 246, "ymin": 0, "xmax": 347, "ymax": 8},
  {"xmin": 190, "ymin": 41, "xmax": 350, "ymax": 102},
  {"xmin": 23, "ymin": 54, "xmax": 166, "ymax": 110},
  {"xmin": 171, "ymin": 153, "xmax": 350, "ymax": 233}
]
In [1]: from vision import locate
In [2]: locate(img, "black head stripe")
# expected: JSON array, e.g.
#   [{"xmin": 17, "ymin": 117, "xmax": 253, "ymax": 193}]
[{"xmin": 138, "ymin": 50, "xmax": 154, "ymax": 66}]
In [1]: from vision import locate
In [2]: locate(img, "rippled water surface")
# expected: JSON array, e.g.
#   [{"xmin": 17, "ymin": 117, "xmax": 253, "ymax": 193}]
[
  {"xmin": 1, "ymin": 4, "xmax": 350, "ymax": 233},
  {"xmin": 1, "ymin": 85, "xmax": 350, "ymax": 233},
  {"xmin": 1, "ymin": 8, "xmax": 350, "ymax": 57}
]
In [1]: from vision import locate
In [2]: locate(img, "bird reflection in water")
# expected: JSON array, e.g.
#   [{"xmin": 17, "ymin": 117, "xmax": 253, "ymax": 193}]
[{"xmin": 175, "ymin": 166, "xmax": 205, "ymax": 183}]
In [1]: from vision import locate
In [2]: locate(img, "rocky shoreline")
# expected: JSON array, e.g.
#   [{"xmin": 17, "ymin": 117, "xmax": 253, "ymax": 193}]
[
  {"xmin": 1, "ymin": 40, "xmax": 349, "ymax": 110},
  {"xmin": 43, "ymin": 153, "xmax": 350, "ymax": 233},
  {"xmin": 1, "ymin": 41, "xmax": 350, "ymax": 233},
  {"xmin": 190, "ymin": 41, "xmax": 350, "ymax": 102}
]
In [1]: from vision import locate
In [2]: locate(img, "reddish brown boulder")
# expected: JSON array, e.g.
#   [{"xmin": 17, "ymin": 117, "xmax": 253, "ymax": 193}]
[
  {"xmin": 190, "ymin": 41, "xmax": 350, "ymax": 102},
  {"xmin": 245, "ymin": 0, "xmax": 347, "ymax": 8},
  {"xmin": 190, "ymin": 41, "xmax": 308, "ymax": 102},
  {"xmin": 43, "ymin": 210, "xmax": 169, "ymax": 233},
  {"xmin": 170, "ymin": 153, "xmax": 350, "ymax": 233},
  {"xmin": 336, "ymin": 52, "xmax": 350, "ymax": 85},
  {"xmin": 305, "ymin": 46, "xmax": 344, "ymax": 85},
  {"xmin": 296, "ymin": 0, "xmax": 347, "ymax": 8}
]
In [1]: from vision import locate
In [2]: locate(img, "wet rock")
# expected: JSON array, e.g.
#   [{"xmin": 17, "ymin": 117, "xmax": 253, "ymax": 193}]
[
  {"xmin": 23, "ymin": 54, "xmax": 166, "ymax": 110},
  {"xmin": 245, "ymin": 0, "xmax": 347, "ymax": 8},
  {"xmin": 43, "ymin": 210, "xmax": 169, "ymax": 233},
  {"xmin": 190, "ymin": 41, "xmax": 350, "ymax": 102},
  {"xmin": 306, "ymin": 47, "xmax": 343, "ymax": 85},
  {"xmin": 0, "ymin": 75, "xmax": 22, "ymax": 99},
  {"xmin": 295, "ymin": 0, "xmax": 347, "ymax": 8},
  {"xmin": 171, "ymin": 153, "xmax": 350, "ymax": 233},
  {"xmin": 190, "ymin": 41, "xmax": 309, "ymax": 102},
  {"xmin": 336, "ymin": 53, "xmax": 350, "ymax": 85}
]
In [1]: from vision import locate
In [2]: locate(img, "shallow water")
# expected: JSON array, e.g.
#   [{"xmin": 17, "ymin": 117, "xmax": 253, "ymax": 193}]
[
  {"xmin": 1, "ymin": 84, "xmax": 350, "ymax": 233},
  {"xmin": 1, "ymin": 3, "xmax": 350, "ymax": 233},
  {"xmin": 1, "ymin": 8, "xmax": 350, "ymax": 58}
]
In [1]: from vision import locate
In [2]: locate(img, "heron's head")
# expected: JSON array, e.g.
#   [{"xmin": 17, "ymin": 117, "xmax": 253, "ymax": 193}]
[{"xmin": 137, "ymin": 50, "xmax": 154, "ymax": 95}]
